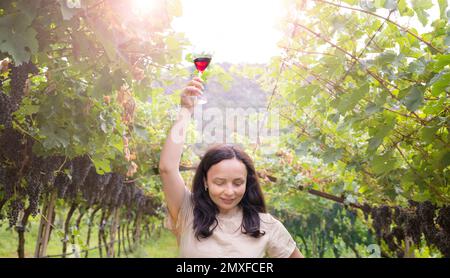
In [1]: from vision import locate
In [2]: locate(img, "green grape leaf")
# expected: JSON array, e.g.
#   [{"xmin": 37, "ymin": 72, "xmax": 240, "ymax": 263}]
[
  {"xmin": 365, "ymin": 102, "xmax": 382, "ymax": 116},
  {"xmin": 384, "ymin": 0, "xmax": 397, "ymax": 9},
  {"xmin": 433, "ymin": 54, "xmax": 450, "ymax": 71},
  {"xmin": 420, "ymin": 126, "xmax": 439, "ymax": 144},
  {"xmin": 367, "ymin": 137, "xmax": 383, "ymax": 152},
  {"xmin": 401, "ymin": 86, "xmax": 424, "ymax": 111},
  {"xmin": 430, "ymin": 72, "xmax": 450, "ymax": 96},
  {"xmin": 16, "ymin": 0, "xmax": 42, "ymax": 19},
  {"xmin": 92, "ymin": 67, "xmax": 113, "ymax": 98},
  {"xmin": 374, "ymin": 0, "xmax": 385, "ymax": 9},
  {"xmin": 411, "ymin": 0, "xmax": 433, "ymax": 26},
  {"xmin": 407, "ymin": 58, "xmax": 426, "ymax": 75},
  {"xmin": 335, "ymin": 83, "xmax": 368, "ymax": 114},
  {"xmin": 322, "ymin": 147, "xmax": 344, "ymax": 164},
  {"xmin": 88, "ymin": 18, "xmax": 118, "ymax": 61},
  {"xmin": 442, "ymin": 151, "xmax": 450, "ymax": 169},
  {"xmin": 371, "ymin": 152, "xmax": 398, "ymax": 175},
  {"xmin": 0, "ymin": 14, "xmax": 38, "ymax": 65},
  {"xmin": 437, "ymin": 0, "xmax": 448, "ymax": 19},
  {"xmin": 398, "ymin": 0, "xmax": 415, "ymax": 16},
  {"xmin": 91, "ymin": 156, "xmax": 111, "ymax": 174}
]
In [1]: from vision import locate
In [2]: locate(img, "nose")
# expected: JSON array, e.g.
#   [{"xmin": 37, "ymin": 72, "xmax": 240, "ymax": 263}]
[{"xmin": 223, "ymin": 184, "xmax": 234, "ymax": 197}]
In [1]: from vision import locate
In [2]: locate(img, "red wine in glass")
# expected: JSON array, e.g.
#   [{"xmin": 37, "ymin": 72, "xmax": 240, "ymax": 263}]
[
  {"xmin": 192, "ymin": 54, "xmax": 212, "ymax": 104},
  {"xmin": 194, "ymin": 57, "xmax": 211, "ymax": 73}
]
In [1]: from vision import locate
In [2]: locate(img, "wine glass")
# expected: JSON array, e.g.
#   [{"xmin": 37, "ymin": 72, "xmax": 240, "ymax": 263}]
[{"xmin": 192, "ymin": 51, "xmax": 212, "ymax": 105}]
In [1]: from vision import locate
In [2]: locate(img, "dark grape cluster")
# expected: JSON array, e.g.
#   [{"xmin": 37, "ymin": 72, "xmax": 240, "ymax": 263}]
[
  {"xmin": 361, "ymin": 203, "xmax": 371, "ymax": 221},
  {"xmin": 416, "ymin": 201, "xmax": 438, "ymax": 244},
  {"xmin": 81, "ymin": 168, "xmax": 98, "ymax": 205},
  {"xmin": 371, "ymin": 205, "xmax": 392, "ymax": 238},
  {"xmin": 0, "ymin": 128, "xmax": 25, "ymax": 166},
  {"xmin": 26, "ymin": 163, "xmax": 43, "ymax": 217},
  {"xmin": 7, "ymin": 199, "xmax": 24, "ymax": 227},
  {"xmin": 0, "ymin": 166, "xmax": 18, "ymax": 200},
  {"xmin": 370, "ymin": 201, "xmax": 450, "ymax": 257},
  {"xmin": 0, "ymin": 92, "xmax": 12, "ymax": 128},
  {"xmin": 95, "ymin": 173, "xmax": 112, "ymax": 204},
  {"xmin": 0, "ymin": 166, "xmax": 7, "ymax": 196},
  {"xmin": 54, "ymin": 162, "xmax": 72, "ymax": 199},
  {"xmin": 117, "ymin": 181, "xmax": 133, "ymax": 208},
  {"xmin": 404, "ymin": 211, "xmax": 421, "ymax": 245},
  {"xmin": 41, "ymin": 156, "xmax": 65, "ymax": 193},
  {"xmin": 102, "ymin": 173, "xmax": 124, "ymax": 207},
  {"xmin": 9, "ymin": 62, "xmax": 39, "ymax": 111},
  {"xmin": 69, "ymin": 156, "xmax": 93, "ymax": 195},
  {"xmin": 436, "ymin": 206, "xmax": 450, "ymax": 232},
  {"xmin": 112, "ymin": 174, "xmax": 124, "ymax": 206},
  {"xmin": 0, "ymin": 136, "xmax": 162, "ymax": 248},
  {"xmin": 25, "ymin": 154, "xmax": 60, "ymax": 217}
]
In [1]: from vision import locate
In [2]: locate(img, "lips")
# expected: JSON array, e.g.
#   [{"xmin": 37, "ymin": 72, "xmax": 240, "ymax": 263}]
[{"xmin": 220, "ymin": 198, "xmax": 235, "ymax": 204}]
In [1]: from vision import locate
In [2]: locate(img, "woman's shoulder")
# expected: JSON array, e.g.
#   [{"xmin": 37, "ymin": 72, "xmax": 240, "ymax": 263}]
[{"xmin": 258, "ymin": 212, "xmax": 282, "ymax": 226}]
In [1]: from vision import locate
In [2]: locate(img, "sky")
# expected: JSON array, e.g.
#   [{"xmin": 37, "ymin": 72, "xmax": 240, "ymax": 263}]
[
  {"xmin": 131, "ymin": 0, "xmax": 444, "ymax": 65},
  {"xmin": 171, "ymin": 0, "xmax": 285, "ymax": 64}
]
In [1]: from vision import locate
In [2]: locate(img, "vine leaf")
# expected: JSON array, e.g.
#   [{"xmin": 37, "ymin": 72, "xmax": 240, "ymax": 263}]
[
  {"xmin": 420, "ymin": 126, "xmax": 439, "ymax": 144},
  {"xmin": 91, "ymin": 156, "xmax": 111, "ymax": 174},
  {"xmin": 411, "ymin": 0, "xmax": 434, "ymax": 27},
  {"xmin": 430, "ymin": 71, "xmax": 450, "ymax": 96},
  {"xmin": 437, "ymin": 0, "xmax": 448, "ymax": 19},
  {"xmin": 384, "ymin": 0, "xmax": 397, "ymax": 10},
  {"xmin": 0, "ymin": 14, "xmax": 38, "ymax": 65},
  {"xmin": 322, "ymin": 147, "xmax": 344, "ymax": 164},
  {"xmin": 334, "ymin": 83, "xmax": 369, "ymax": 115},
  {"xmin": 401, "ymin": 86, "xmax": 424, "ymax": 111},
  {"xmin": 371, "ymin": 151, "xmax": 398, "ymax": 175}
]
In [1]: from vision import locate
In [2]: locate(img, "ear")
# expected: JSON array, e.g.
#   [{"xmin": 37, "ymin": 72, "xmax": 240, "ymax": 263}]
[{"xmin": 203, "ymin": 178, "xmax": 208, "ymax": 191}]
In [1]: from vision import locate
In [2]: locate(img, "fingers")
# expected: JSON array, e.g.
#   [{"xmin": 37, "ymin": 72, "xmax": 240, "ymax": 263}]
[
  {"xmin": 192, "ymin": 76, "xmax": 203, "ymax": 83},
  {"xmin": 183, "ymin": 86, "xmax": 203, "ymax": 96},
  {"xmin": 187, "ymin": 79, "xmax": 204, "ymax": 91}
]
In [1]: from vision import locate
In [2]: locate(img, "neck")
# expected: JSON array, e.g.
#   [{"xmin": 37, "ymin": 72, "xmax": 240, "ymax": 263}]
[{"xmin": 219, "ymin": 206, "xmax": 240, "ymax": 217}]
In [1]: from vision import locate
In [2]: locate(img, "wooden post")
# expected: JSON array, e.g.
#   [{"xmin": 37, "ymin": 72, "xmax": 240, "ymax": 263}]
[
  {"xmin": 34, "ymin": 195, "xmax": 48, "ymax": 258},
  {"xmin": 101, "ymin": 208, "xmax": 111, "ymax": 257},
  {"xmin": 36, "ymin": 190, "xmax": 57, "ymax": 258},
  {"xmin": 133, "ymin": 210, "xmax": 142, "ymax": 245},
  {"xmin": 121, "ymin": 218, "xmax": 128, "ymax": 256},
  {"xmin": 85, "ymin": 206, "xmax": 100, "ymax": 258},
  {"xmin": 117, "ymin": 224, "xmax": 121, "ymax": 257},
  {"xmin": 404, "ymin": 236, "xmax": 416, "ymax": 258},
  {"xmin": 70, "ymin": 207, "xmax": 85, "ymax": 255},
  {"xmin": 62, "ymin": 203, "xmax": 78, "ymax": 258},
  {"xmin": 126, "ymin": 222, "xmax": 132, "ymax": 252},
  {"xmin": 17, "ymin": 206, "xmax": 32, "ymax": 258},
  {"xmin": 108, "ymin": 207, "xmax": 119, "ymax": 258},
  {"xmin": 98, "ymin": 209, "xmax": 105, "ymax": 258}
]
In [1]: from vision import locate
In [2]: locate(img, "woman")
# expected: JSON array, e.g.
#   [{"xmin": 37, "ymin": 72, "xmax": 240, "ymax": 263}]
[{"xmin": 159, "ymin": 77, "xmax": 304, "ymax": 258}]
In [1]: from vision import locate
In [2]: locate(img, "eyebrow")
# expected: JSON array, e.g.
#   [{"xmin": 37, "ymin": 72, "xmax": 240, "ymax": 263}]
[{"xmin": 212, "ymin": 177, "xmax": 245, "ymax": 181}]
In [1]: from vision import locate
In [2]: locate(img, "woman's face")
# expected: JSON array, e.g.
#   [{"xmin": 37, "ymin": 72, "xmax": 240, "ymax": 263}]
[{"xmin": 205, "ymin": 158, "xmax": 247, "ymax": 214}]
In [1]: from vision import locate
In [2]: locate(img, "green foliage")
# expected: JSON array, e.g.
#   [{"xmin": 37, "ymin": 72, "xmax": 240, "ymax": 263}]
[{"xmin": 0, "ymin": 0, "xmax": 448, "ymax": 258}]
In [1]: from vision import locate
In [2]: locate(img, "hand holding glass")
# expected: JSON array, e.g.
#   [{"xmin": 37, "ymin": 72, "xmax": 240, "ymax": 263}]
[{"xmin": 192, "ymin": 53, "xmax": 212, "ymax": 105}]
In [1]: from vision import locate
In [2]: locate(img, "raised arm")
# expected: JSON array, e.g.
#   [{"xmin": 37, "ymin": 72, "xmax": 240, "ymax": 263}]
[{"xmin": 159, "ymin": 77, "xmax": 204, "ymax": 223}]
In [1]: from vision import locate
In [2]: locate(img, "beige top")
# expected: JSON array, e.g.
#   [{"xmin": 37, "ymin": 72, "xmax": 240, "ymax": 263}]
[{"xmin": 165, "ymin": 188, "xmax": 297, "ymax": 258}]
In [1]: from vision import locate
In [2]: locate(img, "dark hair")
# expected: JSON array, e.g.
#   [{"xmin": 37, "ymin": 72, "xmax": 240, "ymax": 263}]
[{"xmin": 192, "ymin": 144, "xmax": 266, "ymax": 240}]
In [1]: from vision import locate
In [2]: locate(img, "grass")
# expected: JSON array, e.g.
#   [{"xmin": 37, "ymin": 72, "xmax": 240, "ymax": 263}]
[{"xmin": 0, "ymin": 214, "xmax": 178, "ymax": 258}]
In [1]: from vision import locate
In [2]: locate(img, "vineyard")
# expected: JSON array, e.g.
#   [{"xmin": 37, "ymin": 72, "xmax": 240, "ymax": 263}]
[{"xmin": 0, "ymin": 0, "xmax": 449, "ymax": 258}]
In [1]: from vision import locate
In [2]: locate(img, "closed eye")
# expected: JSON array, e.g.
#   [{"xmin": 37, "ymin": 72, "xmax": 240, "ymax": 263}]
[{"xmin": 213, "ymin": 179, "xmax": 226, "ymax": 185}]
